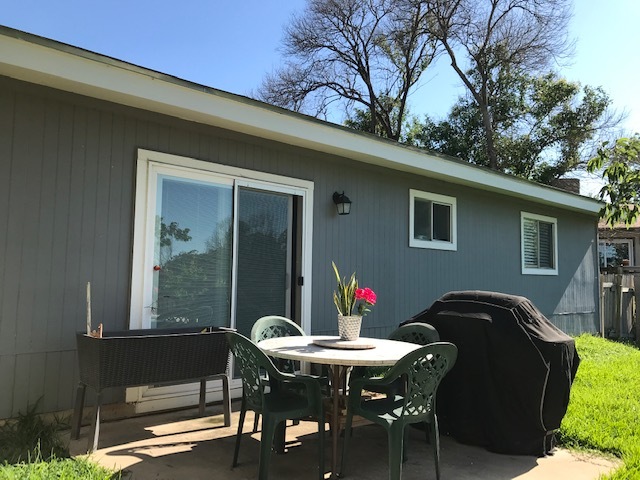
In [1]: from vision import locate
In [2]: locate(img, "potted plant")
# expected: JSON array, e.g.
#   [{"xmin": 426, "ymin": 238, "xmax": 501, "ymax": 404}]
[{"xmin": 332, "ymin": 262, "xmax": 377, "ymax": 340}]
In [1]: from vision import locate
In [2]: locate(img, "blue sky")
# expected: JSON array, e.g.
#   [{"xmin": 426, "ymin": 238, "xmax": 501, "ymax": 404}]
[{"xmin": 2, "ymin": 0, "xmax": 638, "ymax": 193}]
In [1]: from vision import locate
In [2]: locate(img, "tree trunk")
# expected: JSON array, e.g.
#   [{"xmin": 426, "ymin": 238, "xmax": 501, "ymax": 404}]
[{"xmin": 479, "ymin": 103, "xmax": 498, "ymax": 170}]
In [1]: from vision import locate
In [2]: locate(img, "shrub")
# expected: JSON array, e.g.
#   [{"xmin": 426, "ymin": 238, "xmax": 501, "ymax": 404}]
[{"xmin": 0, "ymin": 401, "xmax": 68, "ymax": 464}]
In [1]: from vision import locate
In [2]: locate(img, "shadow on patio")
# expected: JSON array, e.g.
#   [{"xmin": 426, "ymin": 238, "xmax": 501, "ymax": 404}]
[{"xmin": 68, "ymin": 401, "xmax": 617, "ymax": 480}]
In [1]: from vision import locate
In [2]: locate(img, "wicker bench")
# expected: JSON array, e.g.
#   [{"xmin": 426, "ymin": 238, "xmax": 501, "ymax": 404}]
[{"xmin": 71, "ymin": 326, "xmax": 233, "ymax": 452}]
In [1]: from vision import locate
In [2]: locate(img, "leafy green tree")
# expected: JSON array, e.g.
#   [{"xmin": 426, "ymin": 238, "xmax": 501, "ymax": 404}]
[
  {"xmin": 587, "ymin": 135, "xmax": 640, "ymax": 226},
  {"xmin": 423, "ymin": 0, "xmax": 574, "ymax": 170},
  {"xmin": 156, "ymin": 221, "xmax": 232, "ymax": 328},
  {"xmin": 159, "ymin": 219, "xmax": 191, "ymax": 265},
  {"xmin": 408, "ymin": 70, "xmax": 616, "ymax": 184}
]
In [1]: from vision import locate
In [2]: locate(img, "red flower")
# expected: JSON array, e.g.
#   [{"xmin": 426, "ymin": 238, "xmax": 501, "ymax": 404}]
[
  {"xmin": 356, "ymin": 287, "xmax": 377, "ymax": 305},
  {"xmin": 364, "ymin": 288, "xmax": 377, "ymax": 305}
]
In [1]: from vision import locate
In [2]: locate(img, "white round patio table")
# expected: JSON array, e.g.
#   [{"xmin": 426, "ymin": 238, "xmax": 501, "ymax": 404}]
[{"xmin": 258, "ymin": 335, "xmax": 422, "ymax": 479}]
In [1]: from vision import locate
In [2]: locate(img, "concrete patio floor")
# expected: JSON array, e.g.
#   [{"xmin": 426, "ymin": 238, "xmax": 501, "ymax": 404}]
[{"xmin": 68, "ymin": 402, "xmax": 618, "ymax": 479}]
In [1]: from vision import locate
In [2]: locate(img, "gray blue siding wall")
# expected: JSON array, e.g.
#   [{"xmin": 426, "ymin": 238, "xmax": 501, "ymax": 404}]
[
  {"xmin": 0, "ymin": 75, "xmax": 599, "ymax": 419},
  {"xmin": 314, "ymin": 160, "xmax": 599, "ymax": 337}
]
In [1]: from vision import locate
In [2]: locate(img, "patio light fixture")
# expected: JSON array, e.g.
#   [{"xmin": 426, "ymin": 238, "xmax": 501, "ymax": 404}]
[{"xmin": 333, "ymin": 191, "xmax": 352, "ymax": 215}]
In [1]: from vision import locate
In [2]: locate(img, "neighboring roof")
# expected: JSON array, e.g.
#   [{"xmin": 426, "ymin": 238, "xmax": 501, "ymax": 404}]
[
  {"xmin": 599, "ymin": 218, "xmax": 640, "ymax": 231},
  {"xmin": 0, "ymin": 26, "xmax": 601, "ymax": 215}
]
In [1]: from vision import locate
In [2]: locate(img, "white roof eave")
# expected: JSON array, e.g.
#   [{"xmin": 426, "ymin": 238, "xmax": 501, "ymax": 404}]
[{"xmin": 0, "ymin": 27, "xmax": 602, "ymax": 215}]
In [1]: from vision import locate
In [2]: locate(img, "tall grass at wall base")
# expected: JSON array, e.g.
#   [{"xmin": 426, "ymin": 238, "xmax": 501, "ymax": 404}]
[
  {"xmin": 0, "ymin": 401, "xmax": 68, "ymax": 464},
  {"xmin": 0, "ymin": 401, "xmax": 120, "ymax": 480}
]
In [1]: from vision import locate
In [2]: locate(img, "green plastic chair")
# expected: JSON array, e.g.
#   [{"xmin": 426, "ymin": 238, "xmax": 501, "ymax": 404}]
[
  {"xmin": 251, "ymin": 315, "xmax": 306, "ymax": 373},
  {"xmin": 227, "ymin": 331, "xmax": 325, "ymax": 480},
  {"xmin": 250, "ymin": 315, "xmax": 306, "ymax": 432},
  {"xmin": 381, "ymin": 322, "xmax": 441, "ymax": 395},
  {"xmin": 341, "ymin": 342, "xmax": 458, "ymax": 480},
  {"xmin": 389, "ymin": 322, "xmax": 440, "ymax": 345},
  {"xmin": 354, "ymin": 322, "xmax": 441, "ymax": 394},
  {"xmin": 251, "ymin": 315, "xmax": 306, "ymax": 340},
  {"xmin": 350, "ymin": 322, "xmax": 442, "ymax": 461}
]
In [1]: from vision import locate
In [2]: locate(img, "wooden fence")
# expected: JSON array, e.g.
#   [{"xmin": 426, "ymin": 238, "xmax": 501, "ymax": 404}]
[{"xmin": 600, "ymin": 267, "xmax": 640, "ymax": 341}]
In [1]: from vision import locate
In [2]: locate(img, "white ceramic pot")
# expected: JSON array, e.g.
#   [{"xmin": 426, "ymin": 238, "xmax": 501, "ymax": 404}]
[{"xmin": 337, "ymin": 314, "xmax": 362, "ymax": 341}]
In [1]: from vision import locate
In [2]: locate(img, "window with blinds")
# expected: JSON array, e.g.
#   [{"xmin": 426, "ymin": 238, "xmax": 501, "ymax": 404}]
[{"xmin": 521, "ymin": 212, "xmax": 558, "ymax": 275}]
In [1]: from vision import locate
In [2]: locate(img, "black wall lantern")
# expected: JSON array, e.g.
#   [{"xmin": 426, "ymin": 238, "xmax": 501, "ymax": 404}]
[{"xmin": 333, "ymin": 191, "xmax": 352, "ymax": 215}]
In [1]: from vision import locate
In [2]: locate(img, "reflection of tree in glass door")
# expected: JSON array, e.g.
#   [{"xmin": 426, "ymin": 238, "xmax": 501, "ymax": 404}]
[{"xmin": 153, "ymin": 175, "xmax": 233, "ymax": 329}]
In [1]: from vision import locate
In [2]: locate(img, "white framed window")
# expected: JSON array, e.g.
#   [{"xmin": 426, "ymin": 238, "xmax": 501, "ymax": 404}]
[
  {"xmin": 521, "ymin": 212, "xmax": 558, "ymax": 275},
  {"xmin": 409, "ymin": 189, "xmax": 457, "ymax": 250},
  {"xmin": 599, "ymin": 239, "xmax": 634, "ymax": 268}
]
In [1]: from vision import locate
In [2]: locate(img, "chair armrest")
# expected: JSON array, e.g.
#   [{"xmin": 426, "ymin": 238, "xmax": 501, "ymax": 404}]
[
  {"xmin": 271, "ymin": 367, "xmax": 325, "ymax": 385},
  {"xmin": 280, "ymin": 373, "xmax": 324, "ymax": 393},
  {"xmin": 350, "ymin": 372, "xmax": 400, "ymax": 393},
  {"xmin": 277, "ymin": 372, "xmax": 326, "ymax": 412}
]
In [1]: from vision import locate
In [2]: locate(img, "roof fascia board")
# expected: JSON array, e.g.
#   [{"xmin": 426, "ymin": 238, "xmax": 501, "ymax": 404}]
[{"xmin": 0, "ymin": 28, "xmax": 602, "ymax": 215}]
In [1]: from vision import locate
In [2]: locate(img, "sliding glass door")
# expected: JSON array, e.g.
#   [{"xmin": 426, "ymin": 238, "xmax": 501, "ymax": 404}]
[
  {"xmin": 136, "ymin": 163, "xmax": 301, "ymax": 333},
  {"xmin": 129, "ymin": 152, "xmax": 313, "ymax": 412},
  {"xmin": 234, "ymin": 187, "xmax": 293, "ymax": 337}
]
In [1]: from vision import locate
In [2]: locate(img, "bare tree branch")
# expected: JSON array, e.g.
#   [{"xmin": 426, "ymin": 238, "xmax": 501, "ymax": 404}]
[{"xmin": 256, "ymin": 0, "xmax": 440, "ymax": 140}]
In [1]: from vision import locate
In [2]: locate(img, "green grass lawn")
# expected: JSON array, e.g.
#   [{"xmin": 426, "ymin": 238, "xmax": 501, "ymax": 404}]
[
  {"xmin": 558, "ymin": 334, "xmax": 640, "ymax": 479},
  {"xmin": 0, "ymin": 456, "xmax": 118, "ymax": 480}
]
